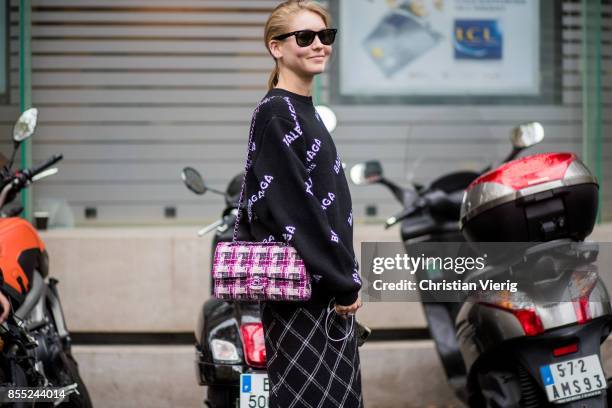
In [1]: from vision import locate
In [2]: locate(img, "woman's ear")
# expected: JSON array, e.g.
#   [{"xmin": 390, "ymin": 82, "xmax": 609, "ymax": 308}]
[{"xmin": 269, "ymin": 40, "xmax": 283, "ymax": 60}]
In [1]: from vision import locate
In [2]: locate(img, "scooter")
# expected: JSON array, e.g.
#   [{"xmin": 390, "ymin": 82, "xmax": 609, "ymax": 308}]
[
  {"xmin": 351, "ymin": 124, "xmax": 610, "ymax": 407},
  {"xmin": 454, "ymin": 150, "xmax": 611, "ymax": 407},
  {"xmin": 349, "ymin": 123, "xmax": 545, "ymax": 399},
  {"xmin": 182, "ymin": 167, "xmax": 266, "ymax": 408},
  {"xmin": 0, "ymin": 108, "xmax": 92, "ymax": 407}
]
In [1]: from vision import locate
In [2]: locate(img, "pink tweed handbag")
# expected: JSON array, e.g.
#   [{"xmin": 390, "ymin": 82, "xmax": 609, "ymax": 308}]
[{"xmin": 211, "ymin": 97, "xmax": 312, "ymax": 301}]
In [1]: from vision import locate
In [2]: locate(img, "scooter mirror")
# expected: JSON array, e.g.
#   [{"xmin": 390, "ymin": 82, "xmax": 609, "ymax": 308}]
[
  {"xmin": 181, "ymin": 167, "xmax": 207, "ymax": 195},
  {"xmin": 510, "ymin": 122, "xmax": 544, "ymax": 149},
  {"xmin": 13, "ymin": 108, "xmax": 38, "ymax": 143},
  {"xmin": 349, "ymin": 161, "xmax": 383, "ymax": 185},
  {"xmin": 315, "ymin": 105, "xmax": 337, "ymax": 133}
]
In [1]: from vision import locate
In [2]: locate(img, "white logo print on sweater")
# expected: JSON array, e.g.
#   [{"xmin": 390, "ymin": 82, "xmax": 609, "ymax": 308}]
[
  {"xmin": 330, "ymin": 229, "xmax": 339, "ymax": 243},
  {"xmin": 306, "ymin": 139, "xmax": 321, "ymax": 163},
  {"xmin": 282, "ymin": 97, "xmax": 303, "ymax": 147},
  {"xmin": 333, "ymin": 153, "xmax": 341, "ymax": 174},
  {"xmin": 283, "ymin": 225, "xmax": 296, "ymax": 242},
  {"xmin": 305, "ymin": 177, "xmax": 314, "ymax": 196},
  {"xmin": 247, "ymin": 174, "xmax": 274, "ymax": 215},
  {"xmin": 321, "ymin": 192, "xmax": 336, "ymax": 210},
  {"xmin": 283, "ymin": 130, "xmax": 301, "ymax": 147},
  {"xmin": 348, "ymin": 211, "xmax": 353, "ymax": 226},
  {"xmin": 352, "ymin": 266, "xmax": 361, "ymax": 285}
]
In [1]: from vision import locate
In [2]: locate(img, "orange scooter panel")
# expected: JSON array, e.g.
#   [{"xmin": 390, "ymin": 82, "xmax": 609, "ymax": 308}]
[{"xmin": 0, "ymin": 217, "xmax": 45, "ymax": 295}]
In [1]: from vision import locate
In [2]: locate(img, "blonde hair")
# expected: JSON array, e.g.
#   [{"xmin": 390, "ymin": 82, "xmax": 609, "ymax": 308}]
[{"xmin": 264, "ymin": 0, "xmax": 332, "ymax": 90}]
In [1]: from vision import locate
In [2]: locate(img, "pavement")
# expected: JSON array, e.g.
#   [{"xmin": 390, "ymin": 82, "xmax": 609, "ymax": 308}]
[{"xmin": 41, "ymin": 222, "xmax": 612, "ymax": 407}]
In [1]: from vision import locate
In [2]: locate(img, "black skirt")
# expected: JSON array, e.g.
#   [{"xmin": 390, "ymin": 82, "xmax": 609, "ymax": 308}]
[{"xmin": 260, "ymin": 300, "xmax": 364, "ymax": 408}]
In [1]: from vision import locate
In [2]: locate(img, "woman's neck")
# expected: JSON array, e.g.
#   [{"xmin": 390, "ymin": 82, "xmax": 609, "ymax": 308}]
[{"xmin": 275, "ymin": 70, "xmax": 313, "ymax": 97}]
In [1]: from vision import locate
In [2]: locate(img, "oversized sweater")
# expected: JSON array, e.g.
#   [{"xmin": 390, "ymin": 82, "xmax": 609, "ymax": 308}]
[{"xmin": 243, "ymin": 87, "xmax": 362, "ymax": 307}]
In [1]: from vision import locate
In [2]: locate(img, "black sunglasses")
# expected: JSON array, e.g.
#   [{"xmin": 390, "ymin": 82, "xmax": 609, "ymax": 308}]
[{"xmin": 272, "ymin": 28, "xmax": 337, "ymax": 47}]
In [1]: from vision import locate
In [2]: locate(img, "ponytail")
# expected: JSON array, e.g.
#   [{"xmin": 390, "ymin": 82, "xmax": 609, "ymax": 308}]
[{"xmin": 268, "ymin": 63, "xmax": 280, "ymax": 91}]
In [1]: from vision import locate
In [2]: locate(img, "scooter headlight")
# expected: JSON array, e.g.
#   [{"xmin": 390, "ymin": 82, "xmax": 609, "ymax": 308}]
[{"xmin": 211, "ymin": 339, "xmax": 240, "ymax": 363}]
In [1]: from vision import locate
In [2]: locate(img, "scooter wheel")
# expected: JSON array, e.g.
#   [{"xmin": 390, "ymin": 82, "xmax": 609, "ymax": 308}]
[{"xmin": 206, "ymin": 386, "xmax": 239, "ymax": 408}]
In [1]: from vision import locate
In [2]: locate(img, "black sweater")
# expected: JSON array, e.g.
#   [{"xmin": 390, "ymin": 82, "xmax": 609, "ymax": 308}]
[{"xmin": 243, "ymin": 88, "xmax": 362, "ymax": 307}]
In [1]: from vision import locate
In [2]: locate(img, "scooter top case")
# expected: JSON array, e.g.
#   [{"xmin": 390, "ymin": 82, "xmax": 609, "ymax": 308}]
[
  {"xmin": 460, "ymin": 152, "xmax": 598, "ymax": 242},
  {"xmin": 0, "ymin": 217, "xmax": 48, "ymax": 303}
]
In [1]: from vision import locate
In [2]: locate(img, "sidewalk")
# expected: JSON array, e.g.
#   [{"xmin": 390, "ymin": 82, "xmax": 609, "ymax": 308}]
[{"xmin": 49, "ymin": 222, "xmax": 612, "ymax": 407}]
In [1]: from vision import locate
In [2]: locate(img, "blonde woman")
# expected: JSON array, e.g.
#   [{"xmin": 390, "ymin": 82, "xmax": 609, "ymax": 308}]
[{"xmin": 243, "ymin": 1, "xmax": 364, "ymax": 406}]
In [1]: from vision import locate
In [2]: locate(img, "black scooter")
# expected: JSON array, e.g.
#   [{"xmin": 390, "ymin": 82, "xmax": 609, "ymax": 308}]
[{"xmin": 182, "ymin": 168, "xmax": 265, "ymax": 408}]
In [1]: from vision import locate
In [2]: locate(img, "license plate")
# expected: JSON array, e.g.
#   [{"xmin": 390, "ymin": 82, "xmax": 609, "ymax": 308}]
[
  {"xmin": 540, "ymin": 354, "xmax": 606, "ymax": 403},
  {"xmin": 240, "ymin": 373, "xmax": 269, "ymax": 408}
]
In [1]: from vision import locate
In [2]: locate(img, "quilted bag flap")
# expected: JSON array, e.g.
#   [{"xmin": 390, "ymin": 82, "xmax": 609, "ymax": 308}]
[{"xmin": 212, "ymin": 241, "xmax": 306, "ymax": 280}]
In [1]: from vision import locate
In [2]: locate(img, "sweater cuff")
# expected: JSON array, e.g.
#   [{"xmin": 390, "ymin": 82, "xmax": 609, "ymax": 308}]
[{"xmin": 335, "ymin": 290, "xmax": 359, "ymax": 306}]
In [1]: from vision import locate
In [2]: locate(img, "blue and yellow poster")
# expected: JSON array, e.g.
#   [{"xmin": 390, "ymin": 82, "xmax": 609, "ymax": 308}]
[{"xmin": 339, "ymin": 0, "xmax": 540, "ymax": 96}]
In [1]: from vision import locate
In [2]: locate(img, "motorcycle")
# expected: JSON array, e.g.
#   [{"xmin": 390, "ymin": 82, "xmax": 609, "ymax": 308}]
[
  {"xmin": 182, "ymin": 167, "xmax": 265, "ymax": 408},
  {"xmin": 349, "ymin": 123, "xmax": 612, "ymax": 406},
  {"xmin": 0, "ymin": 108, "xmax": 92, "ymax": 407}
]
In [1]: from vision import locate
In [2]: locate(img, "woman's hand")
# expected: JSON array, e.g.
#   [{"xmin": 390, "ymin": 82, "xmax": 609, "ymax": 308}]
[
  {"xmin": 0, "ymin": 292, "xmax": 10, "ymax": 323},
  {"xmin": 335, "ymin": 296, "xmax": 362, "ymax": 319}
]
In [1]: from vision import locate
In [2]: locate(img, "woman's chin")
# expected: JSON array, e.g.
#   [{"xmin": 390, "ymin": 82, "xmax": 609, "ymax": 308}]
[{"xmin": 305, "ymin": 64, "xmax": 327, "ymax": 76}]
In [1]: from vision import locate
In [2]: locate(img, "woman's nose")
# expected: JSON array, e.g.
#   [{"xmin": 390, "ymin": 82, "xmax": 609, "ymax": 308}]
[{"xmin": 311, "ymin": 35, "xmax": 324, "ymax": 49}]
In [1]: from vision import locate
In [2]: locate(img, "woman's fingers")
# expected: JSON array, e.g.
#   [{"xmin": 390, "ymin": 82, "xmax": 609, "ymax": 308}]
[{"xmin": 335, "ymin": 298, "xmax": 362, "ymax": 317}]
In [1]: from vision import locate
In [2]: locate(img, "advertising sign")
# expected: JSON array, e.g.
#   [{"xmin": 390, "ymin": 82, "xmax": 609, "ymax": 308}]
[{"xmin": 338, "ymin": 0, "xmax": 541, "ymax": 97}]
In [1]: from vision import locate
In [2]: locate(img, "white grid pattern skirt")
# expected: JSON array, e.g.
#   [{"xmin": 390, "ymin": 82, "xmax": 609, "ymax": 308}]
[{"xmin": 260, "ymin": 301, "xmax": 364, "ymax": 408}]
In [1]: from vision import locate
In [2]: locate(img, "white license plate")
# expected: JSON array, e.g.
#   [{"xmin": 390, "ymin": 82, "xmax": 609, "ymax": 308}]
[
  {"xmin": 540, "ymin": 354, "xmax": 606, "ymax": 403},
  {"xmin": 240, "ymin": 373, "xmax": 269, "ymax": 408}
]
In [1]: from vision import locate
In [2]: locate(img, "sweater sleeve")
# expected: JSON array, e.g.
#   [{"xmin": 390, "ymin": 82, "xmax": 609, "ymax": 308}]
[{"xmin": 250, "ymin": 115, "xmax": 361, "ymax": 306}]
